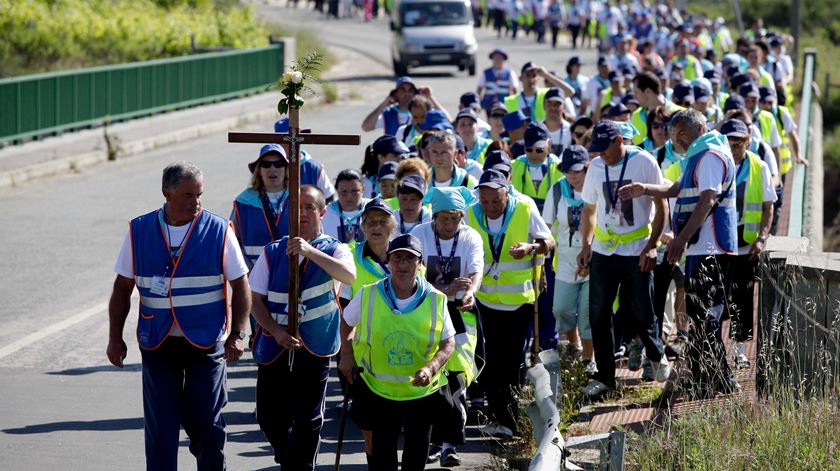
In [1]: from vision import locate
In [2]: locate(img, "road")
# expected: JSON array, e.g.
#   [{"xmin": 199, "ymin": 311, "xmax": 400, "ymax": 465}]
[{"xmin": 0, "ymin": 6, "xmax": 597, "ymax": 469}]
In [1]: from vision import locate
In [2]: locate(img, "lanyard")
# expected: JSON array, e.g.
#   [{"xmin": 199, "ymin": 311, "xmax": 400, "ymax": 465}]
[
  {"xmin": 158, "ymin": 206, "xmax": 196, "ymax": 273},
  {"xmin": 399, "ymin": 208, "xmax": 425, "ymax": 234},
  {"xmin": 338, "ymin": 204, "xmax": 362, "ymax": 243},
  {"xmin": 484, "ymin": 209, "xmax": 508, "ymax": 265},
  {"xmin": 434, "ymin": 229, "xmax": 460, "ymax": 279},
  {"xmin": 604, "ymin": 153, "xmax": 630, "ymax": 209}
]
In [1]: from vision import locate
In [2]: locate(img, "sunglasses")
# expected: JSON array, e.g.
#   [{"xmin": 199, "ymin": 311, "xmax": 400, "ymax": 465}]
[
  {"xmin": 259, "ymin": 160, "xmax": 287, "ymax": 169},
  {"xmin": 651, "ymin": 122, "xmax": 666, "ymax": 130},
  {"xmin": 526, "ymin": 147, "xmax": 546, "ymax": 153},
  {"xmin": 491, "ymin": 113, "xmax": 506, "ymax": 119}
]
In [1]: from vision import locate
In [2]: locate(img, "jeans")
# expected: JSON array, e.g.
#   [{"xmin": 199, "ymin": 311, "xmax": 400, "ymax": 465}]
[
  {"xmin": 141, "ymin": 337, "xmax": 227, "ymax": 471},
  {"xmin": 589, "ymin": 253, "xmax": 664, "ymax": 387},
  {"xmin": 256, "ymin": 349, "xmax": 330, "ymax": 470}
]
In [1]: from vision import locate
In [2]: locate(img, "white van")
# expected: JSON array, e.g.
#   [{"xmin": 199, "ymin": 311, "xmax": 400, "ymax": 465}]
[{"xmin": 390, "ymin": 0, "xmax": 478, "ymax": 76}]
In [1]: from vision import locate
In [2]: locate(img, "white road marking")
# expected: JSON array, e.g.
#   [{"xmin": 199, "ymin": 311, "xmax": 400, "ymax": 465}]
[{"xmin": 0, "ymin": 301, "xmax": 111, "ymax": 360}]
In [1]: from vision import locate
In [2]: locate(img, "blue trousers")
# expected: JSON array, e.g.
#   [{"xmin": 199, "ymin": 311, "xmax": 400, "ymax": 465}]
[
  {"xmin": 141, "ymin": 337, "xmax": 227, "ymax": 471},
  {"xmin": 256, "ymin": 349, "xmax": 330, "ymax": 470},
  {"xmin": 589, "ymin": 253, "xmax": 664, "ymax": 388}
]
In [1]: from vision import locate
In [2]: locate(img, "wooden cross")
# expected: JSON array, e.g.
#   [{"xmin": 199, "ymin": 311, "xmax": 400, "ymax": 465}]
[{"xmin": 229, "ymin": 107, "xmax": 360, "ymax": 337}]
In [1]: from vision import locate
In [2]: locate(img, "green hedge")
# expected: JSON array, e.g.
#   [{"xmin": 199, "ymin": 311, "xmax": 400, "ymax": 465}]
[{"xmin": 0, "ymin": 0, "xmax": 268, "ymax": 77}]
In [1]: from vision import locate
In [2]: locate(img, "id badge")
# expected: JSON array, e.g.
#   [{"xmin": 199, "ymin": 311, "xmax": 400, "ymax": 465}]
[
  {"xmin": 605, "ymin": 211, "xmax": 621, "ymax": 228},
  {"xmin": 489, "ymin": 263, "xmax": 501, "ymax": 280},
  {"xmin": 150, "ymin": 276, "xmax": 169, "ymax": 296}
]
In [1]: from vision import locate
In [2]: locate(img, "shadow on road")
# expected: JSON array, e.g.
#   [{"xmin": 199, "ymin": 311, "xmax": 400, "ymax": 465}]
[
  {"xmin": 46, "ymin": 363, "xmax": 142, "ymax": 375},
  {"xmin": 2, "ymin": 417, "xmax": 144, "ymax": 434}
]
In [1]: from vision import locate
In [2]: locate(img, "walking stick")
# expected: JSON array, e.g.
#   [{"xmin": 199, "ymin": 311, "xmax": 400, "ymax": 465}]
[
  {"xmin": 334, "ymin": 378, "xmax": 351, "ymax": 470},
  {"xmin": 531, "ymin": 251, "xmax": 542, "ymax": 366}
]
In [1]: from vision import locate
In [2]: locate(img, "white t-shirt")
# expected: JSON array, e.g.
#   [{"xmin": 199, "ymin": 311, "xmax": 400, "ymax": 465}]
[
  {"xmin": 735, "ymin": 159, "xmax": 777, "ymax": 255},
  {"xmin": 342, "ymin": 285, "xmax": 455, "ymax": 340},
  {"xmin": 395, "ymin": 208, "xmax": 433, "ymax": 235},
  {"xmin": 680, "ymin": 152, "xmax": 733, "ymax": 256},
  {"xmin": 543, "ymin": 182, "xmax": 587, "ymax": 283},
  {"xmin": 610, "ymin": 53, "xmax": 641, "ymax": 73},
  {"xmin": 114, "ymin": 220, "xmax": 249, "ymax": 337},
  {"xmin": 582, "ymin": 149, "xmax": 663, "ymax": 257},
  {"xmin": 412, "ymin": 222, "xmax": 484, "ymax": 301},
  {"xmin": 583, "ymin": 76, "xmax": 609, "ymax": 112},
  {"xmin": 543, "ymin": 120, "xmax": 572, "ymax": 154},
  {"xmin": 248, "ymin": 239, "xmax": 353, "ymax": 295},
  {"xmin": 322, "ymin": 201, "xmax": 368, "ymax": 243}
]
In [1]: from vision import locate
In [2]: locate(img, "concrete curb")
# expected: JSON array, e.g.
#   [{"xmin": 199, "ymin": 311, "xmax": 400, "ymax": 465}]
[{"xmin": 0, "ymin": 107, "xmax": 278, "ymax": 189}]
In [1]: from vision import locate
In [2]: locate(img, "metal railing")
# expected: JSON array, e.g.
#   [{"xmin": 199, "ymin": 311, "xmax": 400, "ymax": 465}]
[{"xmin": 0, "ymin": 44, "xmax": 284, "ymax": 144}]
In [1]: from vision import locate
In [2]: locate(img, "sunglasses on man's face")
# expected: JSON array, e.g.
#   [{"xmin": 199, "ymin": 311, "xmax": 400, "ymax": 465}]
[
  {"xmin": 525, "ymin": 147, "xmax": 546, "ymax": 153},
  {"xmin": 259, "ymin": 160, "xmax": 287, "ymax": 169}
]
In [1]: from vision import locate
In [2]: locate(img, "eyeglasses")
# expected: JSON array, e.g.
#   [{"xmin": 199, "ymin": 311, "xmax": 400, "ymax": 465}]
[
  {"xmin": 259, "ymin": 160, "xmax": 287, "ymax": 169},
  {"xmin": 490, "ymin": 113, "xmax": 506, "ymax": 119},
  {"xmin": 525, "ymin": 147, "xmax": 546, "ymax": 153}
]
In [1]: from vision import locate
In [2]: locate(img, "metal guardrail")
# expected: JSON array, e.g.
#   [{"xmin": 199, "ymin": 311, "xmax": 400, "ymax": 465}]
[{"xmin": 0, "ymin": 44, "xmax": 284, "ymax": 144}]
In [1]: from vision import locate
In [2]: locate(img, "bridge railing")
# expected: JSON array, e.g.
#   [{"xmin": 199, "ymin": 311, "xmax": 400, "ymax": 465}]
[{"xmin": 0, "ymin": 44, "xmax": 284, "ymax": 144}]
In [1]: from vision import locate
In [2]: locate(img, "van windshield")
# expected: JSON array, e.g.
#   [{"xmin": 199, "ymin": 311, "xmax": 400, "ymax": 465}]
[{"xmin": 400, "ymin": 2, "xmax": 470, "ymax": 27}]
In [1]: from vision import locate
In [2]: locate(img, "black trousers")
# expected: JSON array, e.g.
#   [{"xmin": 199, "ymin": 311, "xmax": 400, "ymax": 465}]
[
  {"xmin": 728, "ymin": 254, "xmax": 757, "ymax": 342},
  {"xmin": 684, "ymin": 255, "xmax": 736, "ymax": 390},
  {"xmin": 476, "ymin": 301, "xmax": 532, "ymax": 432},
  {"xmin": 256, "ymin": 349, "xmax": 330, "ymax": 470},
  {"xmin": 430, "ymin": 371, "xmax": 467, "ymax": 446},
  {"xmin": 589, "ymin": 253, "xmax": 664, "ymax": 388}
]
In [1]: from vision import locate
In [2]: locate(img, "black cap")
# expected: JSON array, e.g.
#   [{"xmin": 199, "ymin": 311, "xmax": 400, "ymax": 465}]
[
  {"xmin": 673, "ymin": 82, "xmax": 695, "ymax": 103},
  {"xmin": 372, "ymin": 135, "xmax": 410, "ymax": 157},
  {"xmin": 720, "ymin": 119, "xmax": 750, "ymax": 138},
  {"xmin": 477, "ymin": 169, "xmax": 508, "ymax": 189},
  {"xmin": 597, "ymin": 56, "xmax": 609, "ymax": 67},
  {"xmin": 523, "ymin": 123, "xmax": 550, "ymax": 148},
  {"xmin": 361, "ymin": 198, "xmax": 395, "ymax": 218},
  {"xmin": 607, "ymin": 103, "xmax": 631, "ymax": 117},
  {"xmin": 729, "ymin": 73, "xmax": 752, "ymax": 90},
  {"xmin": 608, "ymin": 70, "xmax": 624, "ymax": 82},
  {"xmin": 489, "ymin": 102, "xmax": 508, "ymax": 116},
  {"xmin": 621, "ymin": 93, "xmax": 640, "ymax": 107},
  {"xmin": 704, "ymin": 69, "xmax": 722, "ymax": 83},
  {"xmin": 723, "ymin": 94, "xmax": 746, "ymax": 112},
  {"xmin": 399, "ymin": 174, "xmax": 427, "ymax": 197},
  {"xmin": 567, "ymin": 56, "xmax": 582, "ymax": 68},
  {"xmin": 560, "ymin": 145, "xmax": 589, "ymax": 172},
  {"xmin": 521, "ymin": 61, "xmax": 537, "ymax": 75},
  {"xmin": 459, "ymin": 92, "xmax": 481, "ymax": 110},
  {"xmin": 759, "ymin": 86, "xmax": 777, "ymax": 102},
  {"xmin": 455, "ymin": 108, "xmax": 478, "ymax": 124},
  {"xmin": 483, "ymin": 150, "xmax": 512, "ymax": 174},
  {"xmin": 588, "ymin": 121, "xmax": 621, "ymax": 153},
  {"xmin": 377, "ymin": 161, "xmax": 399, "ymax": 181},
  {"xmin": 543, "ymin": 87, "xmax": 565, "ymax": 103},
  {"xmin": 488, "ymin": 48, "xmax": 508, "ymax": 60},
  {"xmin": 387, "ymin": 234, "xmax": 423, "ymax": 258},
  {"xmin": 739, "ymin": 83, "xmax": 760, "ymax": 98}
]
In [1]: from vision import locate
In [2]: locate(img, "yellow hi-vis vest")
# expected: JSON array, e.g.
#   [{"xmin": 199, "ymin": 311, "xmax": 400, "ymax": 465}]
[
  {"xmin": 467, "ymin": 199, "xmax": 536, "ymax": 306},
  {"xmin": 505, "ymin": 89, "xmax": 548, "ymax": 122},
  {"xmin": 510, "ymin": 156, "xmax": 564, "ymax": 208},
  {"xmin": 772, "ymin": 106, "xmax": 793, "ymax": 175},
  {"xmin": 739, "ymin": 150, "xmax": 765, "ymax": 244},
  {"xmin": 631, "ymin": 102, "xmax": 684, "ymax": 146},
  {"xmin": 445, "ymin": 311, "xmax": 479, "ymax": 385},
  {"xmin": 354, "ymin": 282, "xmax": 448, "ymax": 401},
  {"xmin": 671, "ymin": 55, "xmax": 699, "ymax": 81},
  {"xmin": 754, "ymin": 110, "xmax": 776, "ymax": 147}
]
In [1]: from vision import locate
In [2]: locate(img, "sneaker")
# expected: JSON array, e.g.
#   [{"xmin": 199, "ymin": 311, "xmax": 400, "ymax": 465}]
[
  {"xmin": 582, "ymin": 379, "xmax": 615, "ymax": 399},
  {"xmin": 427, "ymin": 444, "xmax": 442, "ymax": 463},
  {"xmin": 651, "ymin": 355, "xmax": 671, "ymax": 382},
  {"xmin": 440, "ymin": 447, "xmax": 461, "ymax": 467},
  {"xmin": 584, "ymin": 360, "xmax": 598, "ymax": 376},
  {"xmin": 734, "ymin": 351, "xmax": 750, "ymax": 369},
  {"xmin": 566, "ymin": 342, "xmax": 583, "ymax": 359},
  {"xmin": 613, "ymin": 345, "xmax": 626, "ymax": 360},
  {"xmin": 627, "ymin": 340, "xmax": 644, "ymax": 371},
  {"xmin": 641, "ymin": 357, "xmax": 654, "ymax": 381},
  {"xmin": 479, "ymin": 423, "xmax": 514, "ymax": 439}
]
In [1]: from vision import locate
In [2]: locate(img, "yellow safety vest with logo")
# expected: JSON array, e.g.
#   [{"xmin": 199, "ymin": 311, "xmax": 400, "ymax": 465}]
[
  {"xmin": 631, "ymin": 102, "xmax": 684, "ymax": 146},
  {"xmin": 772, "ymin": 106, "xmax": 793, "ymax": 174},
  {"xmin": 505, "ymin": 89, "xmax": 548, "ymax": 122},
  {"xmin": 466, "ymin": 199, "xmax": 536, "ymax": 306},
  {"xmin": 354, "ymin": 282, "xmax": 448, "ymax": 401},
  {"xmin": 739, "ymin": 150, "xmax": 766, "ymax": 244},
  {"xmin": 346, "ymin": 241, "xmax": 390, "ymax": 301},
  {"xmin": 445, "ymin": 311, "xmax": 479, "ymax": 385}
]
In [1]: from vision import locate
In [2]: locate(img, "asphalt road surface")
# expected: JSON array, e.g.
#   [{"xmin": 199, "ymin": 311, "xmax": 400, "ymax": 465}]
[{"xmin": 0, "ymin": 5, "xmax": 597, "ymax": 469}]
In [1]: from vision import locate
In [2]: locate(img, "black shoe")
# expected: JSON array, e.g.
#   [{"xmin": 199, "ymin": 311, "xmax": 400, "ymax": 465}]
[
  {"xmin": 427, "ymin": 444, "xmax": 442, "ymax": 463},
  {"xmin": 440, "ymin": 447, "xmax": 461, "ymax": 467},
  {"xmin": 664, "ymin": 343, "xmax": 683, "ymax": 359},
  {"xmin": 466, "ymin": 407, "xmax": 488, "ymax": 426}
]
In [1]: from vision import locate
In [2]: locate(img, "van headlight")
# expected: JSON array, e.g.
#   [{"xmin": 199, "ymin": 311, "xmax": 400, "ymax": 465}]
[
  {"xmin": 464, "ymin": 38, "xmax": 478, "ymax": 54},
  {"xmin": 401, "ymin": 41, "xmax": 423, "ymax": 53}
]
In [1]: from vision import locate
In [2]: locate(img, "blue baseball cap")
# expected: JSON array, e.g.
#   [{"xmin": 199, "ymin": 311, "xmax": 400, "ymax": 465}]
[
  {"xmin": 560, "ymin": 145, "xmax": 589, "ymax": 172},
  {"xmin": 723, "ymin": 95, "xmax": 746, "ymax": 112},
  {"xmin": 399, "ymin": 174, "xmax": 427, "ymax": 197},
  {"xmin": 459, "ymin": 92, "xmax": 481, "ymax": 110},
  {"xmin": 371, "ymin": 135, "xmax": 410, "ymax": 157},
  {"xmin": 455, "ymin": 108, "xmax": 478, "ymax": 124},
  {"xmin": 524, "ymin": 123, "xmax": 550, "ymax": 148},
  {"xmin": 395, "ymin": 76, "xmax": 417, "ymax": 91},
  {"xmin": 483, "ymin": 150, "xmax": 512, "ymax": 174},
  {"xmin": 249, "ymin": 144, "xmax": 288, "ymax": 172},
  {"xmin": 477, "ymin": 169, "xmax": 508, "ymax": 190},
  {"xmin": 588, "ymin": 121, "xmax": 621, "ymax": 153},
  {"xmin": 543, "ymin": 87, "xmax": 566, "ymax": 103},
  {"xmin": 419, "ymin": 109, "xmax": 452, "ymax": 131},
  {"xmin": 607, "ymin": 103, "xmax": 631, "ymax": 117},
  {"xmin": 608, "ymin": 70, "xmax": 624, "ymax": 82},
  {"xmin": 502, "ymin": 110, "xmax": 528, "ymax": 132},
  {"xmin": 759, "ymin": 86, "xmax": 777, "ymax": 102},
  {"xmin": 274, "ymin": 117, "xmax": 311, "ymax": 134},
  {"xmin": 377, "ymin": 161, "xmax": 399, "ymax": 181},
  {"xmin": 729, "ymin": 73, "xmax": 752, "ymax": 90},
  {"xmin": 387, "ymin": 234, "xmax": 423, "ymax": 258},
  {"xmin": 704, "ymin": 69, "xmax": 722, "ymax": 83},
  {"xmin": 362, "ymin": 198, "xmax": 395, "ymax": 218},
  {"xmin": 673, "ymin": 82, "xmax": 695, "ymax": 103},
  {"xmin": 720, "ymin": 119, "xmax": 750, "ymax": 138},
  {"xmin": 521, "ymin": 61, "xmax": 537, "ymax": 75},
  {"xmin": 739, "ymin": 83, "xmax": 760, "ymax": 99}
]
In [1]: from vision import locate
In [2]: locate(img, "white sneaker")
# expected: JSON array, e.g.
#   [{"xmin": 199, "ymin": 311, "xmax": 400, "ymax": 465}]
[
  {"xmin": 479, "ymin": 423, "xmax": 514, "ymax": 439},
  {"xmin": 652, "ymin": 355, "xmax": 671, "ymax": 382}
]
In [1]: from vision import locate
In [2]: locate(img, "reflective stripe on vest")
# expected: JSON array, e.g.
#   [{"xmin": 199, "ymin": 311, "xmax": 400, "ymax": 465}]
[
  {"xmin": 354, "ymin": 283, "xmax": 448, "ymax": 401},
  {"xmin": 131, "ymin": 209, "xmax": 228, "ymax": 350},
  {"xmin": 594, "ymin": 224, "xmax": 652, "ymax": 251},
  {"xmin": 738, "ymin": 151, "xmax": 765, "ymax": 244},
  {"xmin": 466, "ymin": 199, "xmax": 536, "ymax": 306},
  {"xmin": 504, "ymin": 89, "xmax": 548, "ymax": 122}
]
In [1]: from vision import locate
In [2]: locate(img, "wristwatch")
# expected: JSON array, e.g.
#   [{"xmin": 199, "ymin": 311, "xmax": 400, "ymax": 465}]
[{"xmin": 230, "ymin": 330, "xmax": 247, "ymax": 341}]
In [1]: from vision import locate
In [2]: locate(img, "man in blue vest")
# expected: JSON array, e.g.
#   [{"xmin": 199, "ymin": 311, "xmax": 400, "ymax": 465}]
[
  {"xmin": 248, "ymin": 184, "xmax": 357, "ymax": 469},
  {"xmin": 477, "ymin": 48, "xmax": 519, "ymax": 113},
  {"xmin": 108, "ymin": 161, "xmax": 252, "ymax": 471},
  {"xmin": 619, "ymin": 109, "xmax": 740, "ymax": 398},
  {"xmin": 361, "ymin": 76, "xmax": 417, "ymax": 136}
]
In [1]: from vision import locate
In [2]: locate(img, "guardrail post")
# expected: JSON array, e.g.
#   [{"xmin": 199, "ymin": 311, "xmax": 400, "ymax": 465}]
[{"xmin": 608, "ymin": 430, "xmax": 625, "ymax": 470}]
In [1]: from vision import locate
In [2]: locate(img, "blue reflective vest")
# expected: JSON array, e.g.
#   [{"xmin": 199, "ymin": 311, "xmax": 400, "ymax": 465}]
[
  {"xmin": 131, "ymin": 209, "xmax": 229, "ymax": 350},
  {"xmin": 252, "ymin": 235, "xmax": 343, "ymax": 363},
  {"xmin": 673, "ymin": 132, "xmax": 738, "ymax": 254},
  {"xmin": 382, "ymin": 105, "xmax": 408, "ymax": 136},
  {"xmin": 232, "ymin": 188, "xmax": 290, "ymax": 268},
  {"xmin": 481, "ymin": 67, "xmax": 513, "ymax": 109}
]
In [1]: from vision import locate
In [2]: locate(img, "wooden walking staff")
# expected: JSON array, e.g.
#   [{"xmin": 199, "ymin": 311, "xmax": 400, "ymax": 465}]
[{"xmin": 228, "ymin": 107, "xmax": 359, "ymax": 337}]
